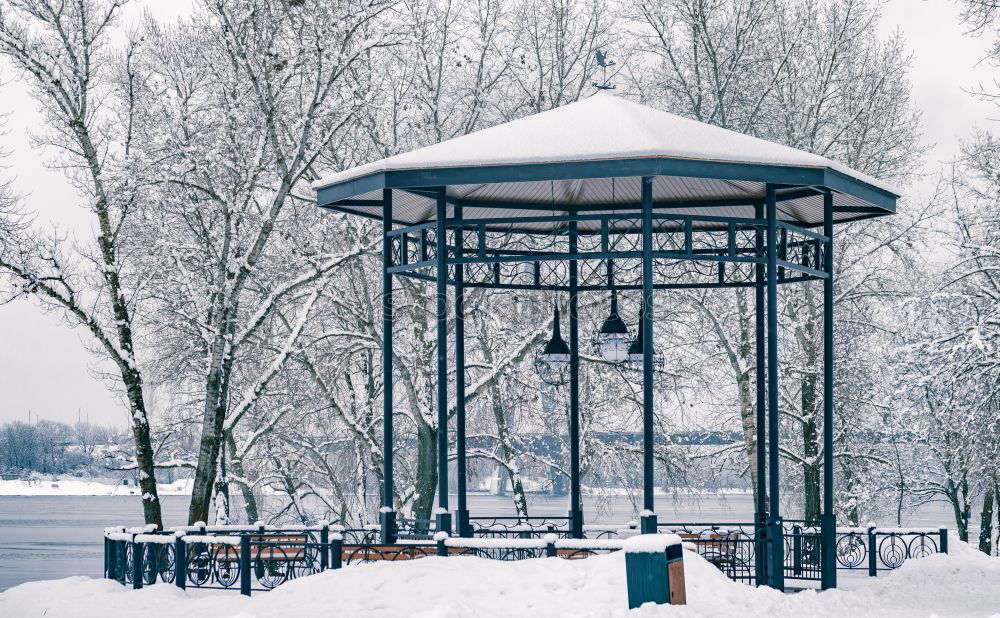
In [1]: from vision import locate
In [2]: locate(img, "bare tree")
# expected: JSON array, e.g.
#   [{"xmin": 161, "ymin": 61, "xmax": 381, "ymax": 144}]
[{"xmin": 0, "ymin": 0, "xmax": 163, "ymax": 526}]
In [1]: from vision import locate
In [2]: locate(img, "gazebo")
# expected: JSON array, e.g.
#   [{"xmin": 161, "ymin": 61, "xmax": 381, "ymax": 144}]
[{"xmin": 312, "ymin": 93, "xmax": 901, "ymax": 590}]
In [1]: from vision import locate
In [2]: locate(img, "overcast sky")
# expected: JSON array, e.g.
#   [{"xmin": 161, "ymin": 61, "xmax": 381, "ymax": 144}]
[{"xmin": 0, "ymin": 0, "xmax": 995, "ymax": 428}]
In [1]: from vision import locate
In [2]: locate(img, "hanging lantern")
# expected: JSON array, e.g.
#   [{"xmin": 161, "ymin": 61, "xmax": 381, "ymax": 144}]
[
  {"xmin": 592, "ymin": 289, "xmax": 631, "ymax": 364},
  {"xmin": 534, "ymin": 303, "xmax": 571, "ymax": 386},
  {"xmin": 627, "ymin": 300, "xmax": 664, "ymax": 371}
]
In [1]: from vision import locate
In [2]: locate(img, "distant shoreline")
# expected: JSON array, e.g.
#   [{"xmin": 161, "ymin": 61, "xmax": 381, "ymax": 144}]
[{"xmin": 0, "ymin": 478, "xmax": 192, "ymax": 497}]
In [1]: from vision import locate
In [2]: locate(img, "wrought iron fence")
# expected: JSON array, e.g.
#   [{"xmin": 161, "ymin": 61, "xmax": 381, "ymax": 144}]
[
  {"xmin": 653, "ymin": 521, "xmax": 949, "ymax": 585},
  {"xmin": 104, "ymin": 521, "xmax": 948, "ymax": 594},
  {"xmin": 470, "ymin": 516, "xmax": 570, "ymax": 539},
  {"xmin": 835, "ymin": 527, "xmax": 947, "ymax": 575}
]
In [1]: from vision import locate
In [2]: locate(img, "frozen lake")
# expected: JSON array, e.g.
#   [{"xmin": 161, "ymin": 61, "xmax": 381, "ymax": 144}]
[{"xmin": 0, "ymin": 493, "xmax": 960, "ymax": 591}]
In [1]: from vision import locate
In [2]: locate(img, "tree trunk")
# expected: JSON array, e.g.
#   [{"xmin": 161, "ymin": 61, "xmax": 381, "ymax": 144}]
[
  {"xmin": 124, "ymin": 372, "xmax": 163, "ymax": 529},
  {"xmin": 481, "ymin": 334, "xmax": 529, "ymax": 519},
  {"xmin": 734, "ymin": 290, "xmax": 763, "ymax": 511},
  {"xmin": 188, "ymin": 374, "xmax": 225, "ymax": 525},
  {"xmin": 692, "ymin": 289, "xmax": 761, "ymax": 508},
  {"xmin": 947, "ymin": 476, "xmax": 969, "ymax": 542},
  {"xmin": 188, "ymin": 312, "xmax": 235, "ymax": 525},
  {"xmin": 491, "ymin": 386, "xmax": 528, "ymax": 519},
  {"xmin": 979, "ymin": 483, "xmax": 995, "ymax": 555},
  {"xmin": 798, "ymin": 294, "xmax": 821, "ymax": 524},
  {"xmin": 801, "ymin": 374, "xmax": 821, "ymax": 524},
  {"xmin": 412, "ymin": 419, "xmax": 437, "ymax": 529},
  {"xmin": 226, "ymin": 433, "xmax": 259, "ymax": 524}
]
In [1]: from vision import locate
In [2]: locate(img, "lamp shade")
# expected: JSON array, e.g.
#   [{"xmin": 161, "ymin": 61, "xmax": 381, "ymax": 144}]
[
  {"xmin": 594, "ymin": 290, "xmax": 631, "ymax": 363},
  {"xmin": 534, "ymin": 304, "xmax": 571, "ymax": 385}
]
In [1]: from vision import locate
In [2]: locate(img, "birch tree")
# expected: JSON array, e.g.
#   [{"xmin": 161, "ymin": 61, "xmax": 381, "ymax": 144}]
[
  {"xmin": 127, "ymin": 0, "xmax": 398, "ymax": 524},
  {"xmin": 0, "ymin": 0, "xmax": 163, "ymax": 527}
]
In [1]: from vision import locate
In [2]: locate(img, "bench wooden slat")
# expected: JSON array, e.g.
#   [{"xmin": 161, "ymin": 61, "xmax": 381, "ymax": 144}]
[
  {"xmin": 341, "ymin": 544, "xmax": 437, "ymax": 561},
  {"xmin": 211, "ymin": 534, "xmax": 310, "ymax": 562}
]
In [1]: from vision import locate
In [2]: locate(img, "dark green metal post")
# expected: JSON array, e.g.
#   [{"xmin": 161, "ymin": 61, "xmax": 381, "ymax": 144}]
[
  {"xmin": 108, "ymin": 537, "xmax": 117, "ymax": 581},
  {"xmin": 754, "ymin": 203, "xmax": 768, "ymax": 587},
  {"xmin": 332, "ymin": 536, "xmax": 343, "ymax": 569},
  {"xmin": 175, "ymin": 536, "xmax": 186, "ymax": 590},
  {"xmin": 765, "ymin": 184, "xmax": 784, "ymax": 590},
  {"xmin": 436, "ymin": 187, "xmax": 452, "ymax": 535},
  {"xmin": 640, "ymin": 176, "xmax": 657, "ymax": 534},
  {"xmin": 320, "ymin": 525, "xmax": 329, "ymax": 570},
  {"xmin": 117, "ymin": 540, "xmax": 126, "ymax": 583},
  {"xmin": 868, "ymin": 528, "xmax": 877, "ymax": 576},
  {"xmin": 792, "ymin": 525, "xmax": 803, "ymax": 576},
  {"xmin": 455, "ymin": 205, "xmax": 470, "ymax": 537},
  {"xmin": 132, "ymin": 540, "xmax": 143, "ymax": 590},
  {"xmin": 240, "ymin": 535, "xmax": 251, "ymax": 596},
  {"xmin": 568, "ymin": 221, "xmax": 583, "ymax": 538},
  {"xmin": 381, "ymin": 188, "xmax": 397, "ymax": 544},
  {"xmin": 821, "ymin": 190, "xmax": 837, "ymax": 589}
]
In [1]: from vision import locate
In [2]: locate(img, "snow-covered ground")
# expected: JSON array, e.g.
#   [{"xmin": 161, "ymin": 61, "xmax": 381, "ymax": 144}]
[
  {"xmin": 2, "ymin": 542, "xmax": 997, "ymax": 617},
  {"xmin": 0, "ymin": 478, "xmax": 192, "ymax": 496}
]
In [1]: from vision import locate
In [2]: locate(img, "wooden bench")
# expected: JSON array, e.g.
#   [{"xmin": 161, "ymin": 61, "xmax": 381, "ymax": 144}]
[
  {"xmin": 341, "ymin": 544, "xmax": 437, "ymax": 562},
  {"xmin": 556, "ymin": 547, "xmax": 597, "ymax": 559},
  {"xmin": 678, "ymin": 532, "xmax": 742, "ymax": 573},
  {"xmin": 211, "ymin": 535, "xmax": 309, "ymax": 562}
]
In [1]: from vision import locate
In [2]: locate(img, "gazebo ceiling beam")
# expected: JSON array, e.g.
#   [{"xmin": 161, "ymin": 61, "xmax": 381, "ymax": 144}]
[{"xmin": 389, "ymin": 269, "xmax": 822, "ymax": 290}]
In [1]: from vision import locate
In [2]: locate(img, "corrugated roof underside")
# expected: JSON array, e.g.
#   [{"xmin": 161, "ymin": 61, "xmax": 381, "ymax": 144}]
[{"xmin": 322, "ymin": 176, "xmax": 884, "ymax": 231}]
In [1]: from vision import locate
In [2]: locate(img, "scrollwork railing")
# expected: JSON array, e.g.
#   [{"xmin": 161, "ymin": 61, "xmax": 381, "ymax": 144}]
[{"xmin": 103, "ymin": 520, "xmax": 948, "ymax": 594}]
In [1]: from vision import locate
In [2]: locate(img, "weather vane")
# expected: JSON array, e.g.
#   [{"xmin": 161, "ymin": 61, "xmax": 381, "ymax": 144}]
[{"xmin": 593, "ymin": 50, "xmax": 616, "ymax": 91}]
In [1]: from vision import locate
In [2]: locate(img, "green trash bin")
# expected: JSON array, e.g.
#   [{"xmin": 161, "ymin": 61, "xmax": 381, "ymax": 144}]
[{"xmin": 624, "ymin": 534, "xmax": 686, "ymax": 609}]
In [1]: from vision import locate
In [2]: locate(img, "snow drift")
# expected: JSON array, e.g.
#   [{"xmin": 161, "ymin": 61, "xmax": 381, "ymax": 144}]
[{"xmin": 2, "ymin": 543, "xmax": 998, "ymax": 617}]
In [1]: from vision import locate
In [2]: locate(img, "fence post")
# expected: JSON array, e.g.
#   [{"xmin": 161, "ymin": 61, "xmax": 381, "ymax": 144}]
[
  {"xmin": 939, "ymin": 528, "xmax": 948, "ymax": 554},
  {"xmin": 546, "ymin": 536, "xmax": 557, "ymax": 558},
  {"xmin": 320, "ymin": 525, "xmax": 329, "ymax": 571},
  {"xmin": 117, "ymin": 540, "xmax": 126, "ymax": 583},
  {"xmin": 331, "ymin": 535, "xmax": 343, "ymax": 569},
  {"xmin": 240, "ymin": 535, "xmax": 251, "ymax": 597},
  {"xmin": 103, "ymin": 536, "xmax": 110, "ymax": 579},
  {"xmin": 175, "ymin": 536, "xmax": 187, "ymax": 590},
  {"xmin": 435, "ymin": 532, "xmax": 449, "ymax": 557},
  {"xmin": 132, "ymin": 539, "xmax": 144, "ymax": 590},
  {"xmin": 792, "ymin": 525, "xmax": 802, "ymax": 577},
  {"xmin": 867, "ymin": 527, "xmax": 877, "ymax": 577},
  {"xmin": 753, "ymin": 514, "xmax": 766, "ymax": 586}
]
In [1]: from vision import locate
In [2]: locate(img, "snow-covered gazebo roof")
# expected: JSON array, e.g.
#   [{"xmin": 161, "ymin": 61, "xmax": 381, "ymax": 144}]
[{"xmin": 314, "ymin": 93, "xmax": 901, "ymax": 232}]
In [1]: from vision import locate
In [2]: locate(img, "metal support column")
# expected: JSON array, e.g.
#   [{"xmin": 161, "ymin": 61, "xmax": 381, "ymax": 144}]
[
  {"xmin": 640, "ymin": 176, "xmax": 657, "ymax": 534},
  {"xmin": 754, "ymin": 203, "xmax": 768, "ymax": 587},
  {"xmin": 765, "ymin": 184, "xmax": 784, "ymax": 590},
  {"xmin": 568, "ymin": 221, "xmax": 583, "ymax": 538},
  {"xmin": 380, "ymin": 188, "xmax": 396, "ymax": 544},
  {"xmin": 435, "ymin": 187, "xmax": 452, "ymax": 535},
  {"xmin": 455, "ymin": 205, "xmax": 470, "ymax": 537},
  {"xmin": 821, "ymin": 190, "xmax": 838, "ymax": 589}
]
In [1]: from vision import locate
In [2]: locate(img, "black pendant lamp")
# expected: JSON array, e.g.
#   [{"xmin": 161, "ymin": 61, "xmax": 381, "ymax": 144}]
[
  {"xmin": 534, "ymin": 303, "xmax": 571, "ymax": 386},
  {"xmin": 593, "ymin": 289, "xmax": 631, "ymax": 364}
]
